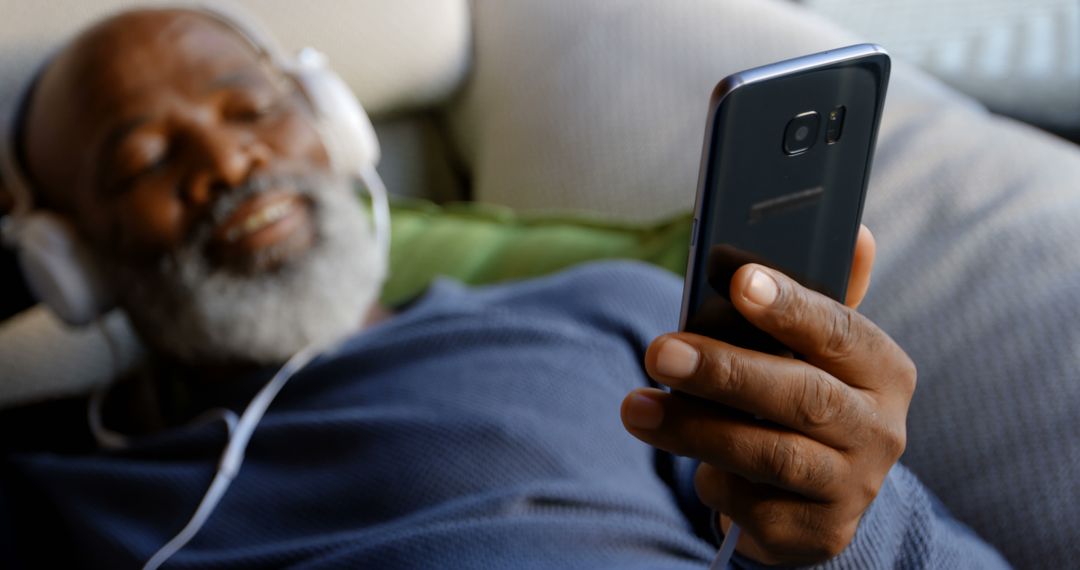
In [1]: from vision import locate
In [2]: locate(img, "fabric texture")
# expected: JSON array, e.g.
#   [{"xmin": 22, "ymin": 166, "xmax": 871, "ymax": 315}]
[
  {"xmin": 726, "ymin": 463, "xmax": 1011, "ymax": 569},
  {"xmin": 805, "ymin": 0, "xmax": 1080, "ymax": 130},
  {"xmin": 3, "ymin": 262, "xmax": 1008, "ymax": 569},
  {"xmin": 383, "ymin": 198, "xmax": 691, "ymax": 306}
]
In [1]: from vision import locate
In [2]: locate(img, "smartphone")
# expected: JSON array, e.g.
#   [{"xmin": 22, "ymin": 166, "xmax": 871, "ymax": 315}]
[{"xmin": 679, "ymin": 44, "xmax": 890, "ymax": 346}]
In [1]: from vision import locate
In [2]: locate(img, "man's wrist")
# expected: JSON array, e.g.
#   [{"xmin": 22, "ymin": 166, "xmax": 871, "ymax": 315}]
[{"xmin": 723, "ymin": 464, "xmax": 906, "ymax": 570}]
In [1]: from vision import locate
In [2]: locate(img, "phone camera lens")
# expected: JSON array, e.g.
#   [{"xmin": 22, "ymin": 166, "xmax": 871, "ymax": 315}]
[{"xmin": 783, "ymin": 111, "xmax": 820, "ymax": 155}]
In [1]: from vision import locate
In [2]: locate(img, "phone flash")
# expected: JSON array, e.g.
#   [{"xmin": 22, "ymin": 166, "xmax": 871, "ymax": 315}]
[{"xmin": 826, "ymin": 105, "xmax": 846, "ymax": 144}]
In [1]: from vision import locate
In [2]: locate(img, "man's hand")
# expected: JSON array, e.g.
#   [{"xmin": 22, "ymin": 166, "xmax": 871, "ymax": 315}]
[{"xmin": 620, "ymin": 226, "xmax": 917, "ymax": 565}]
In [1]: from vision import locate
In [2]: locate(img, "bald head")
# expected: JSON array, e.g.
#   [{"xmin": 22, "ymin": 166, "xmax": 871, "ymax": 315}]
[{"xmin": 25, "ymin": 10, "xmax": 259, "ymax": 207}]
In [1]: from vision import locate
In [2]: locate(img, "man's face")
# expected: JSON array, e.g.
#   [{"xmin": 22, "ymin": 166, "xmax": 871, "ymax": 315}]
[
  {"xmin": 26, "ymin": 9, "xmax": 328, "ymax": 268},
  {"xmin": 22, "ymin": 10, "xmax": 385, "ymax": 365}
]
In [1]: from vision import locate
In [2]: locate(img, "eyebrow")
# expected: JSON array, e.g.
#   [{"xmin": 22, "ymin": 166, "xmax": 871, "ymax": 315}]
[
  {"xmin": 210, "ymin": 69, "xmax": 261, "ymax": 90},
  {"xmin": 208, "ymin": 66, "xmax": 281, "ymax": 94}
]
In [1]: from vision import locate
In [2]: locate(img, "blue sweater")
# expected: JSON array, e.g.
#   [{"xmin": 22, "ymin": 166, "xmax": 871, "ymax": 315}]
[{"xmin": 2, "ymin": 262, "xmax": 1009, "ymax": 569}]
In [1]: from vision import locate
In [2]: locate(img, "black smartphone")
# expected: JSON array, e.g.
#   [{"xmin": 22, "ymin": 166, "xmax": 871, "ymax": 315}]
[{"xmin": 679, "ymin": 44, "xmax": 890, "ymax": 347}]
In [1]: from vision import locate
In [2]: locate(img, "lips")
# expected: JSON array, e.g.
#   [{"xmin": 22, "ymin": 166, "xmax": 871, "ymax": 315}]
[{"xmin": 210, "ymin": 190, "xmax": 315, "ymax": 271}]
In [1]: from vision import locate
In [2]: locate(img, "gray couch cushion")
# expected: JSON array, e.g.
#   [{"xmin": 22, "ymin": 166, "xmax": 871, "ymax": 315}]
[
  {"xmin": 860, "ymin": 86, "xmax": 1080, "ymax": 568},
  {"xmin": 806, "ymin": 0, "xmax": 1080, "ymax": 131}
]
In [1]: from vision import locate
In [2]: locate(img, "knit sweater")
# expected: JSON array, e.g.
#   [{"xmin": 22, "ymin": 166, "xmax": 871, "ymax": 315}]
[{"xmin": 1, "ymin": 261, "xmax": 1009, "ymax": 568}]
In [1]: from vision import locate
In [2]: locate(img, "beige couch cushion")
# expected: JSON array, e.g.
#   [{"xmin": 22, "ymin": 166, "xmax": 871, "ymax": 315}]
[
  {"xmin": 449, "ymin": 0, "xmax": 983, "ymax": 222},
  {"xmin": 0, "ymin": 0, "xmax": 470, "ymax": 120},
  {"xmin": 449, "ymin": 0, "xmax": 877, "ymax": 221}
]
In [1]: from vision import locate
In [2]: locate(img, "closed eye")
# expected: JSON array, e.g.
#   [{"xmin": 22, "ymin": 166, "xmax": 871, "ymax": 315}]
[
  {"xmin": 222, "ymin": 89, "xmax": 283, "ymax": 123},
  {"xmin": 108, "ymin": 132, "xmax": 169, "ymax": 192}
]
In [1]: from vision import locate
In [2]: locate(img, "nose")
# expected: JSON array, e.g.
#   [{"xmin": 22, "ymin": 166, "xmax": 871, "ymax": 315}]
[{"xmin": 181, "ymin": 122, "xmax": 272, "ymax": 207}]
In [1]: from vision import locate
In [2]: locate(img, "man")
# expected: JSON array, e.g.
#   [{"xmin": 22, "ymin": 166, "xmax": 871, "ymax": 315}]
[{"xmin": 0, "ymin": 8, "xmax": 1009, "ymax": 569}]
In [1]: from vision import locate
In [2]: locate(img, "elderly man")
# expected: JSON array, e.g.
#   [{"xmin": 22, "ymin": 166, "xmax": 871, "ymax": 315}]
[{"xmin": 0, "ymin": 7, "xmax": 1009, "ymax": 569}]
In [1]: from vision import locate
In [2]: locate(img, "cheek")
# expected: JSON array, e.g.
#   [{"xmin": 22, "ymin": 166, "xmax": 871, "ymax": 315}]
[{"xmin": 112, "ymin": 183, "xmax": 186, "ymax": 254}]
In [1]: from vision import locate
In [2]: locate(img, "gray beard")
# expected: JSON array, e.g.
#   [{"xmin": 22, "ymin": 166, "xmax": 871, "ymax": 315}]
[{"xmin": 110, "ymin": 173, "xmax": 385, "ymax": 367}]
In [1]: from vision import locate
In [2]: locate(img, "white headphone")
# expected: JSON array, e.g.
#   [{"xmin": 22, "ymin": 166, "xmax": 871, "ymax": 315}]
[{"xmin": 0, "ymin": 4, "xmax": 391, "ymax": 327}]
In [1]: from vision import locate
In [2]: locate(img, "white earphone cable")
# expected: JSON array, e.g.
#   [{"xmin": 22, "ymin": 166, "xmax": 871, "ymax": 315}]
[
  {"xmin": 709, "ymin": 521, "xmax": 741, "ymax": 570},
  {"xmin": 89, "ymin": 320, "xmax": 239, "ymax": 451},
  {"xmin": 88, "ymin": 319, "xmax": 130, "ymax": 450},
  {"xmin": 142, "ymin": 336, "xmax": 344, "ymax": 570},
  {"xmin": 357, "ymin": 165, "xmax": 391, "ymax": 263}
]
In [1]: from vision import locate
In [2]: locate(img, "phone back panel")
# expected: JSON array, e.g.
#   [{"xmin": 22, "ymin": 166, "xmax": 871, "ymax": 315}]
[{"xmin": 681, "ymin": 45, "xmax": 890, "ymax": 335}]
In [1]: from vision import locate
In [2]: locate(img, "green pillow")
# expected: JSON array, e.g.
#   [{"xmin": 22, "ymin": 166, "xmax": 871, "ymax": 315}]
[{"xmin": 381, "ymin": 198, "xmax": 693, "ymax": 306}]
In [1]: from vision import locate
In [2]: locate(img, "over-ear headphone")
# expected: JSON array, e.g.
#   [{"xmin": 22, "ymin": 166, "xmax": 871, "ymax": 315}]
[{"xmin": 0, "ymin": 4, "xmax": 390, "ymax": 327}]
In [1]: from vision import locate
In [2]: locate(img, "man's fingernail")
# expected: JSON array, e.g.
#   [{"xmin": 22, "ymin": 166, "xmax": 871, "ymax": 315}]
[
  {"xmin": 655, "ymin": 338, "xmax": 700, "ymax": 378},
  {"xmin": 625, "ymin": 392, "xmax": 665, "ymax": 430},
  {"xmin": 744, "ymin": 269, "xmax": 778, "ymax": 306}
]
